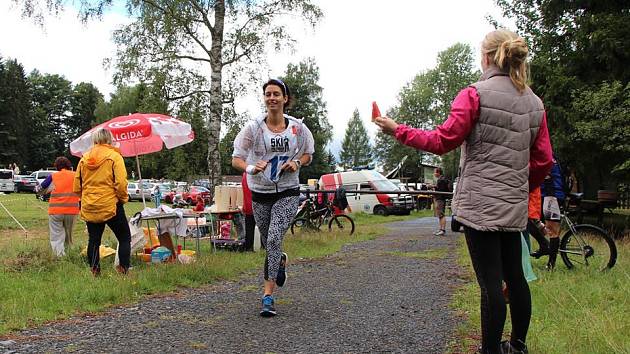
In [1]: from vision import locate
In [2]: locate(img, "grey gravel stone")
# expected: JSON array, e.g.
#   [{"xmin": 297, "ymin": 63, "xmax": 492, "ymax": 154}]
[{"xmin": 5, "ymin": 217, "xmax": 466, "ymax": 353}]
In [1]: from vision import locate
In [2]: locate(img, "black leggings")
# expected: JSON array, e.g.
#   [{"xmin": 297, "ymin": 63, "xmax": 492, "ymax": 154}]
[
  {"xmin": 86, "ymin": 204, "xmax": 131, "ymax": 270},
  {"xmin": 464, "ymin": 227, "xmax": 531, "ymax": 354}
]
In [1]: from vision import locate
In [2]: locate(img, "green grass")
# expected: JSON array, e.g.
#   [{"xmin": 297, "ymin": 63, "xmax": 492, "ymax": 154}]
[
  {"xmin": 449, "ymin": 236, "xmax": 630, "ymax": 354},
  {"xmin": 0, "ymin": 194, "xmax": 426, "ymax": 335}
]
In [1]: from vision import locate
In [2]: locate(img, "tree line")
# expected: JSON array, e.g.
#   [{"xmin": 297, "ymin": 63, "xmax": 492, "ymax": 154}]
[
  {"xmin": 0, "ymin": 54, "xmax": 334, "ymax": 182},
  {"xmin": 0, "ymin": 58, "xmax": 101, "ymax": 172},
  {"xmin": 340, "ymin": 1, "xmax": 629, "ymax": 198},
  {"xmin": 8, "ymin": 1, "xmax": 630, "ymax": 197}
]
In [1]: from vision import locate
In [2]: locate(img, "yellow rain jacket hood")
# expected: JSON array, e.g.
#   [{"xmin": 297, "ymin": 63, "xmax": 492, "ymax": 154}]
[{"xmin": 73, "ymin": 144, "xmax": 129, "ymax": 223}]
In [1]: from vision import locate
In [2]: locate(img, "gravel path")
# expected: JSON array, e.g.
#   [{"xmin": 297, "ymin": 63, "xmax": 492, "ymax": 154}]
[{"xmin": 2, "ymin": 217, "xmax": 468, "ymax": 354}]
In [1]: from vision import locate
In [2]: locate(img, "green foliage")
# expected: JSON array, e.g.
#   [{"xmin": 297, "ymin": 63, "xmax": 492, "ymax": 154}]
[
  {"xmin": 28, "ymin": 70, "xmax": 74, "ymax": 159},
  {"xmin": 339, "ymin": 109, "xmax": 372, "ymax": 169},
  {"xmin": 166, "ymin": 96, "xmax": 211, "ymax": 181},
  {"xmin": 282, "ymin": 57, "xmax": 333, "ymax": 180},
  {"xmin": 0, "ymin": 58, "xmax": 31, "ymax": 168},
  {"xmin": 493, "ymin": 0, "xmax": 630, "ymax": 195},
  {"xmin": 218, "ymin": 108, "xmax": 247, "ymax": 177},
  {"xmin": 104, "ymin": 0, "xmax": 322, "ymax": 189},
  {"xmin": 374, "ymin": 43, "xmax": 479, "ymax": 180},
  {"xmin": 570, "ymin": 82, "xmax": 630, "ymax": 177}
]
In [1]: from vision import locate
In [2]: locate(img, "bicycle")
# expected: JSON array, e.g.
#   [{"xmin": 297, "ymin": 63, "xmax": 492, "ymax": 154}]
[
  {"xmin": 290, "ymin": 194, "xmax": 355, "ymax": 236},
  {"xmin": 558, "ymin": 193, "xmax": 617, "ymax": 270},
  {"xmin": 539, "ymin": 192, "xmax": 617, "ymax": 271}
]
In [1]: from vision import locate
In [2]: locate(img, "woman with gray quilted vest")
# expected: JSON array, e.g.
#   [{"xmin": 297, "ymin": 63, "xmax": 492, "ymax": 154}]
[{"xmin": 375, "ymin": 30, "xmax": 553, "ymax": 354}]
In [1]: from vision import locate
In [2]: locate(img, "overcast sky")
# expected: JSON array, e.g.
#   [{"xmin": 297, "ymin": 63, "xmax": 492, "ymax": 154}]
[{"xmin": 0, "ymin": 0, "xmax": 509, "ymax": 155}]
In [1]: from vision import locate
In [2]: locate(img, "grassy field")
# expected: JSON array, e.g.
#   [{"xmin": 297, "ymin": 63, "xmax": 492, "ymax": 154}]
[
  {"xmin": 3, "ymin": 192, "xmax": 628, "ymax": 352},
  {"xmin": 449, "ymin": 235, "xmax": 630, "ymax": 354},
  {"xmin": 0, "ymin": 192, "xmax": 430, "ymax": 335}
]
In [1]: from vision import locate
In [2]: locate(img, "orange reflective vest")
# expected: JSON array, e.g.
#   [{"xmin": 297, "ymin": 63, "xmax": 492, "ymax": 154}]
[{"xmin": 49, "ymin": 169, "xmax": 80, "ymax": 215}]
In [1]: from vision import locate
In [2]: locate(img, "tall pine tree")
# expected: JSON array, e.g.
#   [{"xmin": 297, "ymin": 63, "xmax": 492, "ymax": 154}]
[
  {"xmin": 0, "ymin": 58, "xmax": 31, "ymax": 168},
  {"xmin": 339, "ymin": 109, "xmax": 372, "ymax": 170},
  {"xmin": 282, "ymin": 58, "xmax": 333, "ymax": 181}
]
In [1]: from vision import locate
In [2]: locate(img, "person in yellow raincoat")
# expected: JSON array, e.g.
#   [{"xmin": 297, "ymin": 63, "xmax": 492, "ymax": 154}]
[{"xmin": 73, "ymin": 128, "xmax": 131, "ymax": 276}]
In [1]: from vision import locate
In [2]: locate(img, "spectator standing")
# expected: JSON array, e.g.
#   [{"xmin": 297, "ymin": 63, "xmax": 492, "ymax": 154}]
[
  {"xmin": 73, "ymin": 128, "xmax": 131, "ymax": 276},
  {"xmin": 375, "ymin": 30, "xmax": 553, "ymax": 354},
  {"xmin": 39, "ymin": 157, "xmax": 79, "ymax": 257},
  {"xmin": 541, "ymin": 156, "xmax": 566, "ymax": 270},
  {"xmin": 432, "ymin": 167, "xmax": 450, "ymax": 236}
]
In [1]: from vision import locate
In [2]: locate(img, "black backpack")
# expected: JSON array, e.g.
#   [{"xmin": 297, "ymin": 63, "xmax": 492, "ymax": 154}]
[{"xmin": 333, "ymin": 187, "xmax": 349, "ymax": 210}]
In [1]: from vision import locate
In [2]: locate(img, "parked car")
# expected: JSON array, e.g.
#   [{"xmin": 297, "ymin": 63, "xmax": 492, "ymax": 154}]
[
  {"xmin": 14, "ymin": 174, "xmax": 38, "ymax": 192},
  {"xmin": 127, "ymin": 182, "xmax": 152, "ymax": 201},
  {"xmin": 30, "ymin": 170, "xmax": 54, "ymax": 184},
  {"xmin": 0, "ymin": 169, "xmax": 16, "ymax": 193},
  {"xmin": 181, "ymin": 186, "xmax": 212, "ymax": 205}
]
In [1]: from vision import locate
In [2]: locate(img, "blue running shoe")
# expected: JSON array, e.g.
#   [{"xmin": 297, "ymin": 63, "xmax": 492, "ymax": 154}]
[
  {"xmin": 260, "ymin": 295, "xmax": 277, "ymax": 317},
  {"xmin": 276, "ymin": 253, "xmax": 288, "ymax": 287}
]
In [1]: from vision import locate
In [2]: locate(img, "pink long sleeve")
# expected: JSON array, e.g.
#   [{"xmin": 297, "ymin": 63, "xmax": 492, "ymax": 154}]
[
  {"xmin": 393, "ymin": 86, "xmax": 553, "ymax": 189},
  {"xmin": 528, "ymin": 112, "xmax": 553, "ymax": 188},
  {"xmin": 394, "ymin": 87, "xmax": 479, "ymax": 155}
]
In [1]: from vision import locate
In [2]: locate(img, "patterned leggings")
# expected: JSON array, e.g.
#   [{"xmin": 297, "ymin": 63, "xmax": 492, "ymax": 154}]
[{"xmin": 253, "ymin": 196, "xmax": 300, "ymax": 280}]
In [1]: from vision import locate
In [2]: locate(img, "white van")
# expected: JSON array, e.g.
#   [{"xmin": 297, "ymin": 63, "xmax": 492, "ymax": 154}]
[
  {"xmin": 0, "ymin": 169, "xmax": 16, "ymax": 193},
  {"xmin": 30, "ymin": 170, "xmax": 54, "ymax": 184},
  {"xmin": 318, "ymin": 170, "xmax": 414, "ymax": 215}
]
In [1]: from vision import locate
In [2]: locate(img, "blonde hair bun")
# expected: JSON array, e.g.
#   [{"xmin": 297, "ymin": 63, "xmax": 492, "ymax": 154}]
[{"xmin": 482, "ymin": 29, "xmax": 529, "ymax": 91}]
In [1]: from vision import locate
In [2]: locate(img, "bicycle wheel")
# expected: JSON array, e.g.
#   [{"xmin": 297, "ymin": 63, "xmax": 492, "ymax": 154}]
[
  {"xmin": 560, "ymin": 224, "xmax": 617, "ymax": 271},
  {"xmin": 291, "ymin": 217, "xmax": 319, "ymax": 235},
  {"xmin": 328, "ymin": 215, "xmax": 355, "ymax": 235}
]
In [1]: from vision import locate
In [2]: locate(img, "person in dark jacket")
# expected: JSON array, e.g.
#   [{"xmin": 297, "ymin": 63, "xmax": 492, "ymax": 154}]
[{"xmin": 432, "ymin": 167, "xmax": 450, "ymax": 236}]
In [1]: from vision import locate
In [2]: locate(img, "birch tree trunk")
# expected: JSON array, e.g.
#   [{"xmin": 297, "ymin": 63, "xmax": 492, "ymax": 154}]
[{"xmin": 207, "ymin": 0, "xmax": 225, "ymax": 192}]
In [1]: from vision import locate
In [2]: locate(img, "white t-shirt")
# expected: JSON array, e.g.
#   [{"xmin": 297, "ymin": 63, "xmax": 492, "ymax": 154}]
[{"xmin": 233, "ymin": 114, "xmax": 315, "ymax": 194}]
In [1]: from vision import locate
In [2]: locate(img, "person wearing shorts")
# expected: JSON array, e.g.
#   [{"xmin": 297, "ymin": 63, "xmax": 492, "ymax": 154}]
[
  {"xmin": 541, "ymin": 156, "xmax": 565, "ymax": 270},
  {"xmin": 432, "ymin": 167, "xmax": 449, "ymax": 236}
]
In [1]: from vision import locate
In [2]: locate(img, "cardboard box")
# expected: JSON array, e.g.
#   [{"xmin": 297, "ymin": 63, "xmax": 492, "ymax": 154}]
[{"xmin": 214, "ymin": 186, "xmax": 230, "ymax": 212}]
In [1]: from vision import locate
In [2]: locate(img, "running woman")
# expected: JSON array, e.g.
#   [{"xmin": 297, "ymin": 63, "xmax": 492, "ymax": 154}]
[{"xmin": 232, "ymin": 79, "xmax": 314, "ymax": 317}]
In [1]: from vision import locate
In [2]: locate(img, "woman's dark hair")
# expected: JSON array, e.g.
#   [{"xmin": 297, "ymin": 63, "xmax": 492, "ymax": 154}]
[
  {"xmin": 54, "ymin": 157, "xmax": 72, "ymax": 171},
  {"xmin": 262, "ymin": 78, "xmax": 293, "ymax": 111}
]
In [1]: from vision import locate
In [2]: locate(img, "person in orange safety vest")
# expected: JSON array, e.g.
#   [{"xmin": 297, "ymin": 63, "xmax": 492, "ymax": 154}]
[{"xmin": 38, "ymin": 157, "xmax": 80, "ymax": 257}]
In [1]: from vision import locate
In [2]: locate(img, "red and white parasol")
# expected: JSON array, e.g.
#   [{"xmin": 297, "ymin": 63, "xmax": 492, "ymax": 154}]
[
  {"xmin": 70, "ymin": 113, "xmax": 194, "ymax": 158},
  {"xmin": 70, "ymin": 113, "xmax": 195, "ymax": 206}
]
